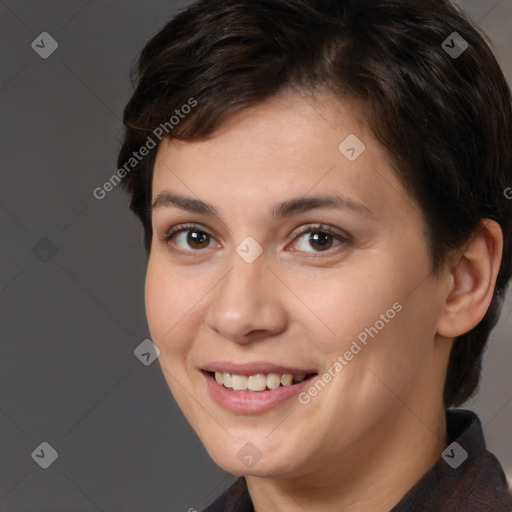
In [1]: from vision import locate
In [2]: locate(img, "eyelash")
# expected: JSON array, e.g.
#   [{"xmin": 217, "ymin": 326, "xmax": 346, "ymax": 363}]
[{"xmin": 161, "ymin": 223, "xmax": 350, "ymax": 256}]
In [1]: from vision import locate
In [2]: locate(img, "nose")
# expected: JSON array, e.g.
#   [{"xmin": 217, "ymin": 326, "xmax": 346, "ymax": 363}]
[{"xmin": 205, "ymin": 252, "xmax": 288, "ymax": 345}]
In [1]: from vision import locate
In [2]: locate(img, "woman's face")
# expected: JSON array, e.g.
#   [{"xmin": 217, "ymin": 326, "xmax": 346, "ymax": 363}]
[{"xmin": 145, "ymin": 91, "xmax": 451, "ymax": 479}]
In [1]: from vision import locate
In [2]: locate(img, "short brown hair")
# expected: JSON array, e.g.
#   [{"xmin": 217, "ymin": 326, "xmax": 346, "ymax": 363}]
[{"xmin": 117, "ymin": 0, "xmax": 512, "ymax": 407}]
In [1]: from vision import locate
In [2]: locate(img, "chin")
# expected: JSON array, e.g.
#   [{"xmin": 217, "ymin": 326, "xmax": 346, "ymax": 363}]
[{"xmin": 205, "ymin": 440, "xmax": 305, "ymax": 478}]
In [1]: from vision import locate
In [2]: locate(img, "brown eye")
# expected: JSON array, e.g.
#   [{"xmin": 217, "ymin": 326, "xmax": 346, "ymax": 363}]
[
  {"xmin": 292, "ymin": 225, "xmax": 348, "ymax": 253},
  {"xmin": 183, "ymin": 230, "xmax": 211, "ymax": 249},
  {"xmin": 307, "ymin": 232, "xmax": 335, "ymax": 251},
  {"xmin": 163, "ymin": 224, "xmax": 216, "ymax": 251}
]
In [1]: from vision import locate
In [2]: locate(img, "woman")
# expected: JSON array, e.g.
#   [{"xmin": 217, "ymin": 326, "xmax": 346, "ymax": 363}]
[{"xmin": 117, "ymin": 0, "xmax": 512, "ymax": 509}]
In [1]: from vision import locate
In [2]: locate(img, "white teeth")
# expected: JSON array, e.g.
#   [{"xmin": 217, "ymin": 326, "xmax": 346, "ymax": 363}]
[
  {"xmin": 248, "ymin": 374, "xmax": 267, "ymax": 391},
  {"xmin": 231, "ymin": 374, "xmax": 248, "ymax": 391},
  {"xmin": 281, "ymin": 374, "xmax": 293, "ymax": 386},
  {"xmin": 213, "ymin": 371, "xmax": 309, "ymax": 392},
  {"xmin": 266, "ymin": 373, "xmax": 281, "ymax": 390}
]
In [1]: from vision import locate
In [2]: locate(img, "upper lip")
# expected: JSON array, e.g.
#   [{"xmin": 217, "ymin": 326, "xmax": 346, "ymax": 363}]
[{"xmin": 202, "ymin": 362, "xmax": 317, "ymax": 376}]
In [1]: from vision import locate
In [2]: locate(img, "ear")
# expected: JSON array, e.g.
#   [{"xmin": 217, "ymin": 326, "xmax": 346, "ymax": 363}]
[{"xmin": 437, "ymin": 219, "xmax": 503, "ymax": 338}]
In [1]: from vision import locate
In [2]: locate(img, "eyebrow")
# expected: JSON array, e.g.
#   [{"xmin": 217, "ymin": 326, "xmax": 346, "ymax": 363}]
[{"xmin": 151, "ymin": 191, "xmax": 374, "ymax": 219}]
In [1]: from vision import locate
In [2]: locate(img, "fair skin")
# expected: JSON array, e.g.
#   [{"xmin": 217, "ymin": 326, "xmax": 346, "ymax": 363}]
[{"xmin": 145, "ymin": 90, "xmax": 503, "ymax": 511}]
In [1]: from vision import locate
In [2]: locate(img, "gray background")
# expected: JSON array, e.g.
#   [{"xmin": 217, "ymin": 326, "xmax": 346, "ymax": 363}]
[{"xmin": 0, "ymin": 1, "xmax": 511, "ymax": 510}]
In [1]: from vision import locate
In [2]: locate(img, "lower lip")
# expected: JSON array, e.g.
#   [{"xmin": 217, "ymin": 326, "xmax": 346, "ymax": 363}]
[{"xmin": 202, "ymin": 371, "xmax": 315, "ymax": 414}]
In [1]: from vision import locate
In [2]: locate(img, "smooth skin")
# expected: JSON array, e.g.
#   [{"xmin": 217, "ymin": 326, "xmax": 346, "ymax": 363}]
[{"xmin": 145, "ymin": 90, "xmax": 503, "ymax": 512}]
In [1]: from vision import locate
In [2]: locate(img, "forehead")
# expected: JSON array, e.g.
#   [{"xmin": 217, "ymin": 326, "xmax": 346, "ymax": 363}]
[
  {"xmin": 152, "ymin": 92, "xmax": 377, "ymax": 184},
  {"xmin": 150, "ymin": 91, "xmax": 414, "ymax": 226}
]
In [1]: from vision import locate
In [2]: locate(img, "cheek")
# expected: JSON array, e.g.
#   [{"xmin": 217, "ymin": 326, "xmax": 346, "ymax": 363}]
[
  {"xmin": 144, "ymin": 257, "xmax": 201, "ymax": 351},
  {"xmin": 144, "ymin": 260, "xmax": 205, "ymax": 410},
  {"xmin": 144, "ymin": 261, "xmax": 169, "ymax": 341},
  {"xmin": 305, "ymin": 264, "xmax": 405, "ymax": 355},
  {"xmin": 312, "ymin": 247, "xmax": 435, "ymax": 367}
]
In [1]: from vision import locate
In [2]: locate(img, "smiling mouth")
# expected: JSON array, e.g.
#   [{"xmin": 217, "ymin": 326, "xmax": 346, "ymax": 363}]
[{"xmin": 206, "ymin": 371, "xmax": 318, "ymax": 392}]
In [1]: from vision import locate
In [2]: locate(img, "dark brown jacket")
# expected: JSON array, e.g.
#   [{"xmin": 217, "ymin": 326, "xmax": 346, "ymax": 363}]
[{"xmin": 201, "ymin": 409, "xmax": 512, "ymax": 511}]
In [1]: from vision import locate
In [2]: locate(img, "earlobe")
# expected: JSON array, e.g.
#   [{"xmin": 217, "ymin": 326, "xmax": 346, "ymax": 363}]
[{"xmin": 437, "ymin": 220, "xmax": 503, "ymax": 339}]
